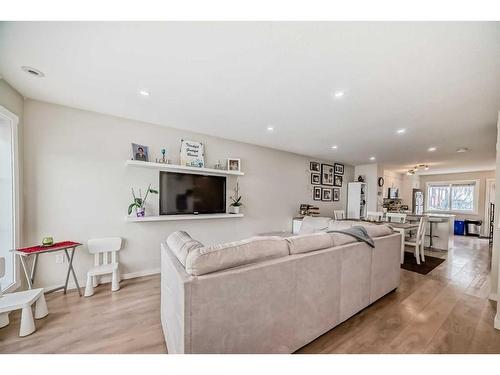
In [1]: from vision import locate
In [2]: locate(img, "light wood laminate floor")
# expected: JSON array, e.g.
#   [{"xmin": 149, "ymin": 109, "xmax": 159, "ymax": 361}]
[{"xmin": 1, "ymin": 236, "xmax": 499, "ymax": 353}]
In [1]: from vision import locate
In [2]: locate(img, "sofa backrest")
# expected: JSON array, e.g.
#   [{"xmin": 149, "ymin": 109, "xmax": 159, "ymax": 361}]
[
  {"xmin": 166, "ymin": 223, "xmax": 394, "ymax": 276},
  {"xmin": 298, "ymin": 216, "xmax": 332, "ymax": 234},
  {"xmin": 167, "ymin": 232, "xmax": 289, "ymax": 276}
]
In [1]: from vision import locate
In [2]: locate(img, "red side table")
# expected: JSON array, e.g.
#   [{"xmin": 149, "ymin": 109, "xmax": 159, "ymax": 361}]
[{"xmin": 12, "ymin": 241, "xmax": 83, "ymax": 296}]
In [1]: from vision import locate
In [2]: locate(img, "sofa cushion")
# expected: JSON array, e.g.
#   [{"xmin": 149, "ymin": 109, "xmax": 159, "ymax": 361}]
[
  {"xmin": 286, "ymin": 232, "xmax": 334, "ymax": 254},
  {"xmin": 166, "ymin": 231, "xmax": 204, "ymax": 267},
  {"xmin": 298, "ymin": 216, "xmax": 332, "ymax": 235},
  {"xmin": 185, "ymin": 236, "xmax": 289, "ymax": 276}
]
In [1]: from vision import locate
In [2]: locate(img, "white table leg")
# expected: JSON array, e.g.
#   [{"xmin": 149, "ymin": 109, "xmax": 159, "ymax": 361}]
[
  {"xmin": 0, "ymin": 312, "xmax": 9, "ymax": 328},
  {"xmin": 19, "ymin": 306, "xmax": 35, "ymax": 337},
  {"xmin": 35, "ymin": 294, "xmax": 49, "ymax": 319},
  {"xmin": 397, "ymin": 228, "xmax": 405, "ymax": 264}
]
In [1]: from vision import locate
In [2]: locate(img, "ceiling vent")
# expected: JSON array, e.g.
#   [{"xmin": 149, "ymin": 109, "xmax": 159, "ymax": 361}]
[{"xmin": 21, "ymin": 66, "xmax": 45, "ymax": 77}]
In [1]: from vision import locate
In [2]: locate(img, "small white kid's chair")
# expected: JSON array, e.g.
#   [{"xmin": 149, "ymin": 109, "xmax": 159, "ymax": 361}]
[{"xmin": 84, "ymin": 237, "xmax": 123, "ymax": 297}]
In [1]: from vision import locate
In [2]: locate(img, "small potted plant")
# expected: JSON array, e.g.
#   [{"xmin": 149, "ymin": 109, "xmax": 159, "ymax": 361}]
[
  {"xmin": 229, "ymin": 181, "xmax": 243, "ymax": 214},
  {"xmin": 128, "ymin": 184, "xmax": 158, "ymax": 217}
]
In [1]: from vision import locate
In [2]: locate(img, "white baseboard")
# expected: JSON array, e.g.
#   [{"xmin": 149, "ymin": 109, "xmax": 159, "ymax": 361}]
[
  {"xmin": 42, "ymin": 268, "xmax": 160, "ymax": 293},
  {"xmin": 489, "ymin": 293, "xmax": 498, "ymax": 301}
]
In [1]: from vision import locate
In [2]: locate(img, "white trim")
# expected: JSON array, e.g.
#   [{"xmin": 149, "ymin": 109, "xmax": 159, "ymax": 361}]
[
  {"xmin": 489, "ymin": 293, "xmax": 498, "ymax": 301},
  {"xmin": 0, "ymin": 105, "xmax": 20, "ymax": 292},
  {"xmin": 41, "ymin": 268, "xmax": 160, "ymax": 293},
  {"xmin": 425, "ymin": 179, "xmax": 480, "ymax": 215}
]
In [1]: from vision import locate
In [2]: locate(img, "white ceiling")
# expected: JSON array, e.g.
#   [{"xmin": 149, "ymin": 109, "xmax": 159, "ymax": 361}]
[{"xmin": 1, "ymin": 22, "xmax": 499, "ymax": 174}]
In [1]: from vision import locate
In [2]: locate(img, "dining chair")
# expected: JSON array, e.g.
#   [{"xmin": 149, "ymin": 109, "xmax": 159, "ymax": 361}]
[
  {"xmin": 386, "ymin": 212, "xmax": 407, "ymax": 223},
  {"xmin": 366, "ymin": 211, "xmax": 384, "ymax": 221},
  {"xmin": 333, "ymin": 210, "xmax": 345, "ymax": 220},
  {"xmin": 404, "ymin": 216, "xmax": 427, "ymax": 264}
]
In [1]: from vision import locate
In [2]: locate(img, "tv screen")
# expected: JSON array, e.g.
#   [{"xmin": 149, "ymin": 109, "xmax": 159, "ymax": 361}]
[{"xmin": 159, "ymin": 171, "xmax": 226, "ymax": 215}]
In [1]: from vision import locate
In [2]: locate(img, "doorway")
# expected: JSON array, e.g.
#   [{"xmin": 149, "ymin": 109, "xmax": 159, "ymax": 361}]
[{"xmin": 484, "ymin": 178, "xmax": 496, "ymax": 238}]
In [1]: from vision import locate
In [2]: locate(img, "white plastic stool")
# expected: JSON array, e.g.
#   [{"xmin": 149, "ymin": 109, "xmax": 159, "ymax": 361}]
[
  {"xmin": 84, "ymin": 237, "xmax": 123, "ymax": 297},
  {"xmin": 0, "ymin": 289, "xmax": 49, "ymax": 336},
  {"xmin": 1, "ymin": 256, "xmax": 48, "ymax": 337}
]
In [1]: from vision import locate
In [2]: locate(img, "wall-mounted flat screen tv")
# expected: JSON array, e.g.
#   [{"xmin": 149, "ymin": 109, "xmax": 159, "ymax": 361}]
[{"xmin": 159, "ymin": 171, "xmax": 226, "ymax": 215}]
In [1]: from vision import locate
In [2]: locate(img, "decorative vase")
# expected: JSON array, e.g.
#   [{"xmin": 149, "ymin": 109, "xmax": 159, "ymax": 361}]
[
  {"xmin": 136, "ymin": 207, "xmax": 145, "ymax": 217},
  {"xmin": 230, "ymin": 206, "xmax": 240, "ymax": 214}
]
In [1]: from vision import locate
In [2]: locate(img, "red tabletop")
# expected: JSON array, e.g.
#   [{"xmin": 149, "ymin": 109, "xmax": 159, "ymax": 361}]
[{"xmin": 14, "ymin": 241, "xmax": 82, "ymax": 254}]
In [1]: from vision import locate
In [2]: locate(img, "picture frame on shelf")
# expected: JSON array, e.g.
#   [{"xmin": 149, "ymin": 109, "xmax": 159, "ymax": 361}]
[
  {"xmin": 310, "ymin": 161, "xmax": 320, "ymax": 172},
  {"xmin": 334, "ymin": 163, "xmax": 344, "ymax": 175},
  {"xmin": 131, "ymin": 143, "xmax": 149, "ymax": 162},
  {"xmin": 321, "ymin": 163, "xmax": 334, "ymax": 186},
  {"xmin": 333, "ymin": 188, "xmax": 340, "ymax": 202},
  {"xmin": 311, "ymin": 173, "xmax": 320, "ymax": 185},
  {"xmin": 334, "ymin": 174, "xmax": 343, "ymax": 187},
  {"xmin": 227, "ymin": 158, "xmax": 241, "ymax": 172},
  {"xmin": 313, "ymin": 186, "xmax": 322, "ymax": 201},
  {"xmin": 180, "ymin": 139, "xmax": 205, "ymax": 167},
  {"xmin": 322, "ymin": 188, "xmax": 333, "ymax": 201}
]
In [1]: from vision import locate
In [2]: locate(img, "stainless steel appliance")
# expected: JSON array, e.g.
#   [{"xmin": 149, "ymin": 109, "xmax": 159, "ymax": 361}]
[{"xmin": 412, "ymin": 189, "xmax": 424, "ymax": 215}]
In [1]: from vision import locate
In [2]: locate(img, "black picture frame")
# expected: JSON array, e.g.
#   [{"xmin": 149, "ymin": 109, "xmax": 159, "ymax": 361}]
[
  {"xmin": 334, "ymin": 174, "xmax": 343, "ymax": 187},
  {"xmin": 321, "ymin": 163, "xmax": 334, "ymax": 186},
  {"xmin": 311, "ymin": 173, "xmax": 320, "ymax": 185},
  {"xmin": 322, "ymin": 188, "xmax": 333, "ymax": 202},
  {"xmin": 313, "ymin": 186, "xmax": 322, "ymax": 201},
  {"xmin": 310, "ymin": 161, "xmax": 320, "ymax": 172},
  {"xmin": 333, "ymin": 188, "xmax": 340, "ymax": 202},
  {"xmin": 334, "ymin": 163, "xmax": 344, "ymax": 175}
]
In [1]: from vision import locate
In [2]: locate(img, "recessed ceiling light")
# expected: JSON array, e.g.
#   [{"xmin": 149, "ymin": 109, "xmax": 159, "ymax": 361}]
[
  {"xmin": 21, "ymin": 66, "xmax": 45, "ymax": 78},
  {"xmin": 456, "ymin": 147, "xmax": 469, "ymax": 153},
  {"xmin": 139, "ymin": 90, "xmax": 150, "ymax": 97},
  {"xmin": 428, "ymin": 147, "xmax": 437, "ymax": 152},
  {"xmin": 333, "ymin": 91, "xmax": 345, "ymax": 99},
  {"xmin": 266, "ymin": 126, "xmax": 274, "ymax": 132},
  {"xmin": 369, "ymin": 156, "xmax": 376, "ymax": 161},
  {"xmin": 331, "ymin": 145, "xmax": 338, "ymax": 149},
  {"xmin": 396, "ymin": 128, "xmax": 406, "ymax": 134}
]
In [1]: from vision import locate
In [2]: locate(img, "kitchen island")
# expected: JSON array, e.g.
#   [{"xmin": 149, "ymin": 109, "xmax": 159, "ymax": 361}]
[{"xmin": 407, "ymin": 213, "xmax": 455, "ymax": 251}]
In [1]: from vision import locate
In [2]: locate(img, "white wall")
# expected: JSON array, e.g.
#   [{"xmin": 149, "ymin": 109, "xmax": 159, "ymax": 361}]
[
  {"xmin": 383, "ymin": 170, "xmax": 403, "ymax": 199},
  {"xmin": 400, "ymin": 175, "xmax": 421, "ymax": 207},
  {"xmin": 22, "ymin": 99, "xmax": 354, "ymax": 288}
]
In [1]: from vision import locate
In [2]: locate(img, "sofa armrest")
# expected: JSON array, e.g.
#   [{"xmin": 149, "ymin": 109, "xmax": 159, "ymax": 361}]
[{"xmin": 160, "ymin": 242, "xmax": 193, "ymax": 353}]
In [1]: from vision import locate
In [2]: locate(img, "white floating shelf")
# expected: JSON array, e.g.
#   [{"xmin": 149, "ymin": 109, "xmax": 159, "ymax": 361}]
[
  {"xmin": 125, "ymin": 213, "xmax": 244, "ymax": 222},
  {"xmin": 125, "ymin": 160, "xmax": 244, "ymax": 176}
]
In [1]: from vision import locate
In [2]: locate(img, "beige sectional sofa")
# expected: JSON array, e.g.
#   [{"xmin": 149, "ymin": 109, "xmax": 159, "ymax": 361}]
[{"xmin": 160, "ymin": 219, "xmax": 401, "ymax": 353}]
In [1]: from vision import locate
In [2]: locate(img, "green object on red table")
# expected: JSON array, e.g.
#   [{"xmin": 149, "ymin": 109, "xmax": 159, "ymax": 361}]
[{"xmin": 42, "ymin": 236, "xmax": 54, "ymax": 246}]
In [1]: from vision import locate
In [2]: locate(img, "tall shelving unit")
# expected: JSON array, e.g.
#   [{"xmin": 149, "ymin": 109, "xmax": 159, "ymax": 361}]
[{"xmin": 347, "ymin": 182, "xmax": 367, "ymax": 219}]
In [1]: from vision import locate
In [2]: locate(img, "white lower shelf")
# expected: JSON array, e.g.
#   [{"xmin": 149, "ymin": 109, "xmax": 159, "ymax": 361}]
[{"xmin": 125, "ymin": 213, "xmax": 244, "ymax": 222}]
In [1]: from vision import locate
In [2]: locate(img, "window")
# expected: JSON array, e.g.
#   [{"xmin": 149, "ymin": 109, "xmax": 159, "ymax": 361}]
[
  {"xmin": 426, "ymin": 180, "xmax": 478, "ymax": 213},
  {"xmin": 0, "ymin": 105, "xmax": 19, "ymax": 292}
]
